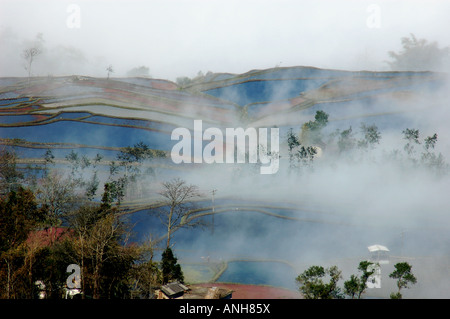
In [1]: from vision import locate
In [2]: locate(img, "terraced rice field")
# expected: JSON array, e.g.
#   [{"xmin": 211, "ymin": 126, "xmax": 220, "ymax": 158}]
[{"xmin": 1, "ymin": 67, "xmax": 449, "ymax": 297}]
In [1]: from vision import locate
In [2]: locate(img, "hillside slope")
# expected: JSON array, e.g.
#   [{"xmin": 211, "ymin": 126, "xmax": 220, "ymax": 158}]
[{"xmin": 0, "ymin": 66, "xmax": 447, "ymax": 172}]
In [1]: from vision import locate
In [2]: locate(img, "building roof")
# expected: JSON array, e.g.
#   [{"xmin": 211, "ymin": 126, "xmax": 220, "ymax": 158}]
[
  {"xmin": 368, "ymin": 244, "xmax": 389, "ymax": 252},
  {"xmin": 26, "ymin": 227, "xmax": 74, "ymax": 247},
  {"xmin": 160, "ymin": 282, "xmax": 190, "ymax": 297}
]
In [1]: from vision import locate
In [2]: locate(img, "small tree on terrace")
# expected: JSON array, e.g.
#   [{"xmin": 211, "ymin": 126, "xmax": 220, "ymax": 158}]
[
  {"xmin": 286, "ymin": 128, "xmax": 300, "ymax": 169},
  {"xmin": 403, "ymin": 128, "xmax": 421, "ymax": 159},
  {"xmin": 295, "ymin": 265, "xmax": 343, "ymax": 299},
  {"xmin": 21, "ymin": 33, "xmax": 44, "ymax": 83},
  {"xmin": 389, "ymin": 262, "xmax": 417, "ymax": 299},
  {"xmin": 23, "ymin": 48, "xmax": 41, "ymax": 79},
  {"xmin": 161, "ymin": 247, "xmax": 184, "ymax": 284},
  {"xmin": 343, "ymin": 260, "xmax": 377, "ymax": 299},
  {"xmin": 300, "ymin": 110, "xmax": 329, "ymax": 146},
  {"xmin": 106, "ymin": 65, "xmax": 114, "ymax": 80},
  {"xmin": 358, "ymin": 123, "xmax": 381, "ymax": 150},
  {"xmin": 337, "ymin": 126, "xmax": 356, "ymax": 154}
]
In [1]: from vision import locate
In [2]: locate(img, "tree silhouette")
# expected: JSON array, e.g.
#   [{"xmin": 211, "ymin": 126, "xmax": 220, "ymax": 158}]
[
  {"xmin": 387, "ymin": 33, "xmax": 449, "ymax": 71},
  {"xmin": 161, "ymin": 247, "xmax": 184, "ymax": 284}
]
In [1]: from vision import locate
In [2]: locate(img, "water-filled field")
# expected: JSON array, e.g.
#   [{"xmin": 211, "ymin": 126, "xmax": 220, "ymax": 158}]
[
  {"xmin": 126, "ymin": 196, "xmax": 450, "ymax": 293},
  {"xmin": 1, "ymin": 69, "xmax": 449, "ymax": 296},
  {"xmin": 217, "ymin": 261, "xmax": 297, "ymax": 290},
  {"xmin": 205, "ymin": 79, "xmax": 327, "ymax": 106},
  {"xmin": 0, "ymin": 120, "xmax": 173, "ymax": 149}
]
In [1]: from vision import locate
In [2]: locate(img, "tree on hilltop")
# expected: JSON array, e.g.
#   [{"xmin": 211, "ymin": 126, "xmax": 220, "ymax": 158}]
[{"xmin": 387, "ymin": 33, "xmax": 449, "ymax": 71}]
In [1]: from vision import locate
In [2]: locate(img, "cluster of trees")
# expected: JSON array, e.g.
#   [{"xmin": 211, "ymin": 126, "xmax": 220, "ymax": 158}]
[
  {"xmin": 285, "ymin": 110, "xmax": 447, "ymax": 176},
  {"xmin": 126, "ymin": 66, "xmax": 151, "ymax": 78},
  {"xmin": 387, "ymin": 33, "xmax": 449, "ymax": 72},
  {"xmin": 0, "ymin": 142, "xmax": 196, "ymax": 299},
  {"xmin": 287, "ymin": 110, "xmax": 329, "ymax": 169},
  {"xmin": 107, "ymin": 141, "xmax": 166, "ymax": 203},
  {"xmin": 107, "ymin": 65, "xmax": 152, "ymax": 79},
  {"xmin": 0, "ymin": 180, "xmax": 140, "ymax": 299},
  {"xmin": 296, "ymin": 261, "xmax": 417, "ymax": 299},
  {"xmin": 176, "ymin": 70, "xmax": 214, "ymax": 88}
]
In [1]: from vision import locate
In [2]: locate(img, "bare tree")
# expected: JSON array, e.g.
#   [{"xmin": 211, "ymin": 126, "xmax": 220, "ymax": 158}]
[
  {"xmin": 85, "ymin": 213, "xmax": 125, "ymax": 299},
  {"xmin": 22, "ymin": 47, "xmax": 41, "ymax": 80},
  {"xmin": 157, "ymin": 178, "xmax": 203, "ymax": 248},
  {"xmin": 129, "ymin": 234, "xmax": 160, "ymax": 298},
  {"xmin": 106, "ymin": 65, "xmax": 114, "ymax": 79},
  {"xmin": 35, "ymin": 170, "xmax": 79, "ymax": 230},
  {"xmin": 21, "ymin": 33, "xmax": 44, "ymax": 83},
  {"xmin": 66, "ymin": 203, "xmax": 99, "ymax": 297}
]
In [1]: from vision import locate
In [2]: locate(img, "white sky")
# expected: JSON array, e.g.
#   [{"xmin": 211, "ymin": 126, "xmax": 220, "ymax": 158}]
[{"xmin": 1, "ymin": 0, "xmax": 449, "ymax": 80}]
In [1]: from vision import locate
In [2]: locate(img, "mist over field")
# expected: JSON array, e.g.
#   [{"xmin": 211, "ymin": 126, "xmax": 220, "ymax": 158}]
[{"xmin": 1, "ymin": 0, "xmax": 450, "ymax": 299}]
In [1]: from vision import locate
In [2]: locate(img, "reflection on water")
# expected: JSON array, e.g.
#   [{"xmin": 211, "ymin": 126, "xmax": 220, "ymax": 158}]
[{"xmin": 217, "ymin": 261, "xmax": 297, "ymax": 290}]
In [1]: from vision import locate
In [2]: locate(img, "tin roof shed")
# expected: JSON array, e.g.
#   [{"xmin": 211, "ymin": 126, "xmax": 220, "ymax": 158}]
[{"xmin": 160, "ymin": 282, "xmax": 190, "ymax": 298}]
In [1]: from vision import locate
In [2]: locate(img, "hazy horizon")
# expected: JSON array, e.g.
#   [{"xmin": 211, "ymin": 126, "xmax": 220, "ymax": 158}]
[{"xmin": 1, "ymin": 0, "xmax": 449, "ymax": 81}]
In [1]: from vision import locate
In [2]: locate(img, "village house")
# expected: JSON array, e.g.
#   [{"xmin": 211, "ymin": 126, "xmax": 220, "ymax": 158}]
[{"xmin": 156, "ymin": 282, "xmax": 232, "ymax": 299}]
